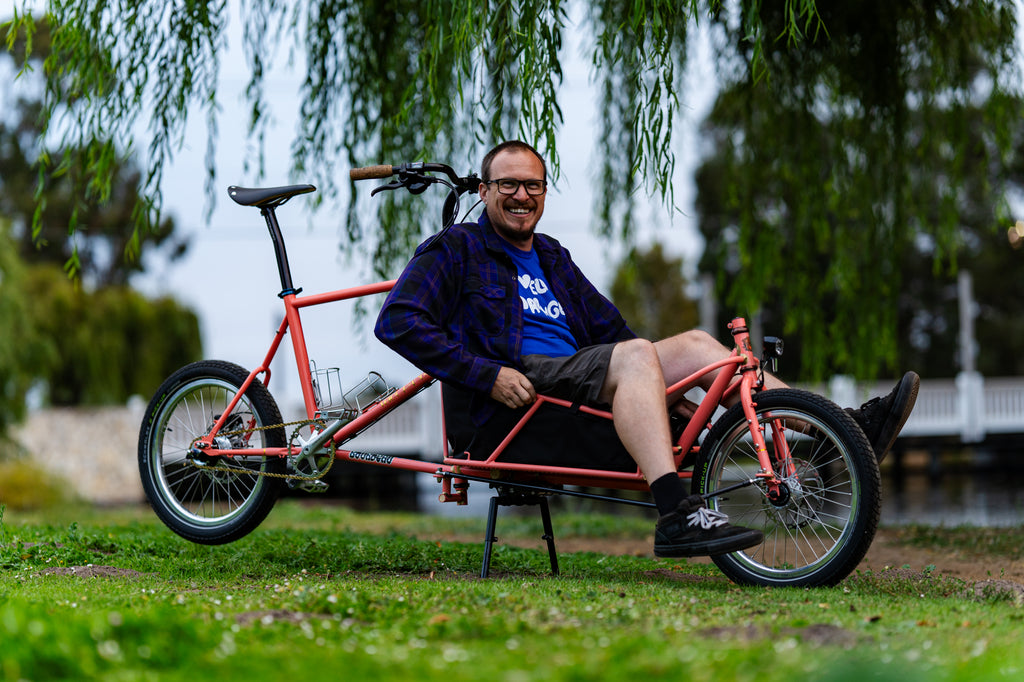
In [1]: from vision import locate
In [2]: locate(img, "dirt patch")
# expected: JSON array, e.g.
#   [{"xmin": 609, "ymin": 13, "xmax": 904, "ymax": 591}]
[
  {"xmin": 965, "ymin": 579, "xmax": 1024, "ymax": 606},
  {"xmin": 859, "ymin": 528, "xmax": 1024, "ymax": 584},
  {"xmin": 37, "ymin": 565, "xmax": 153, "ymax": 579},
  {"xmin": 470, "ymin": 527, "xmax": 1024, "ymax": 586},
  {"xmin": 700, "ymin": 623, "xmax": 860, "ymax": 647}
]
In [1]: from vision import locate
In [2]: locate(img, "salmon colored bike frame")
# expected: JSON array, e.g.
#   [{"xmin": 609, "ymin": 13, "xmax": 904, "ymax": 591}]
[
  {"xmin": 139, "ymin": 163, "xmax": 880, "ymax": 588},
  {"xmin": 191, "ymin": 284, "xmax": 782, "ymax": 494}
]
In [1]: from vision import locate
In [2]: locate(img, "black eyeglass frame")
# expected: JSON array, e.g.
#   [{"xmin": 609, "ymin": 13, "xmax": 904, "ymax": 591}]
[{"xmin": 484, "ymin": 178, "xmax": 548, "ymax": 196}]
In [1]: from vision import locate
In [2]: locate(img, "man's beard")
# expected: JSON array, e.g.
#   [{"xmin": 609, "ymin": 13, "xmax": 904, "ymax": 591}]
[{"xmin": 493, "ymin": 221, "xmax": 536, "ymax": 247}]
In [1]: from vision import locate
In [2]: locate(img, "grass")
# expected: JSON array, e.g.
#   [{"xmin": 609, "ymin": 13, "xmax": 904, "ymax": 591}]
[
  {"xmin": 2, "ymin": 501, "xmax": 1024, "ymax": 681},
  {"xmin": 887, "ymin": 524, "xmax": 1024, "ymax": 561}
]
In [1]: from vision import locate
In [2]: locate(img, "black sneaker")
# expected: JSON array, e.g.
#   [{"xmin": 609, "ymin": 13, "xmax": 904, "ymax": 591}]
[
  {"xmin": 654, "ymin": 495, "xmax": 763, "ymax": 558},
  {"xmin": 847, "ymin": 371, "xmax": 920, "ymax": 464}
]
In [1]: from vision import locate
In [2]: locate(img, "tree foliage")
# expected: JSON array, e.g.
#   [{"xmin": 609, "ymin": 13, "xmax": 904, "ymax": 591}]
[
  {"xmin": 695, "ymin": 0, "xmax": 1022, "ymax": 379},
  {"xmin": 0, "ymin": 220, "xmax": 51, "ymax": 437},
  {"xmin": 4, "ymin": 0, "xmax": 1021, "ymax": 378},
  {"xmin": 0, "ymin": 247, "xmax": 202, "ymax": 416},
  {"xmin": 609, "ymin": 243, "xmax": 698, "ymax": 341},
  {"xmin": 1, "ymin": 16, "xmax": 189, "ymax": 284},
  {"xmin": 24, "ymin": 266, "xmax": 203, "ymax": 405},
  {"xmin": 3, "ymin": 1, "xmax": 824, "ymax": 269},
  {"xmin": 0, "ymin": 17, "xmax": 202, "ymax": 424}
]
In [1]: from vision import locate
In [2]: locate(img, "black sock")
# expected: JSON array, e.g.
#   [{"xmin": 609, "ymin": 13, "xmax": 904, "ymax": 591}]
[{"xmin": 650, "ymin": 473, "xmax": 687, "ymax": 516}]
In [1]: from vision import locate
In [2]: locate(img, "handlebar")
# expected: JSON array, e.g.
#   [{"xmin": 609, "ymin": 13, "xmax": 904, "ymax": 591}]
[
  {"xmin": 349, "ymin": 164, "xmax": 395, "ymax": 181},
  {"xmin": 349, "ymin": 161, "xmax": 480, "ymax": 194},
  {"xmin": 350, "ymin": 161, "xmax": 481, "ymax": 230}
]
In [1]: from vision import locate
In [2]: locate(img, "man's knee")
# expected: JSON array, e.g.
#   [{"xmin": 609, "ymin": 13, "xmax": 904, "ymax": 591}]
[
  {"xmin": 613, "ymin": 338, "xmax": 661, "ymax": 371},
  {"xmin": 659, "ymin": 329, "xmax": 721, "ymax": 355}
]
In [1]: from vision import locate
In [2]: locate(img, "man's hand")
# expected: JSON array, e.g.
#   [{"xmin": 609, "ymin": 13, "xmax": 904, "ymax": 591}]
[{"xmin": 490, "ymin": 366, "xmax": 537, "ymax": 409}]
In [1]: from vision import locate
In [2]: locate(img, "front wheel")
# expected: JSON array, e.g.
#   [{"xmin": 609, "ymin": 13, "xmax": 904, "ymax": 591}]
[
  {"xmin": 692, "ymin": 389, "xmax": 881, "ymax": 587},
  {"xmin": 138, "ymin": 360, "xmax": 286, "ymax": 544}
]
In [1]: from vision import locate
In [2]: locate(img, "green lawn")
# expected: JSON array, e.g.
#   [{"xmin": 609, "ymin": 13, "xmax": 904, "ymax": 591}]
[{"xmin": 2, "ymin": 501, "xmax": 1022, "ymax": 681}]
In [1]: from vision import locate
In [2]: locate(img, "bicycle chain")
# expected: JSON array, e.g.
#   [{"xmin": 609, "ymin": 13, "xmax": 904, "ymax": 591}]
[{"xmin": 187, "ymin": 418, "xmax": 340, "ymax": 481}]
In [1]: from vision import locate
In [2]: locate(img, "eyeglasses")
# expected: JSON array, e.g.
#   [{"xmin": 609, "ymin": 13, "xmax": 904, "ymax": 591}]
[{"xmin": 485, "ymin": 178, "xmax": 548, "ymax": 196}]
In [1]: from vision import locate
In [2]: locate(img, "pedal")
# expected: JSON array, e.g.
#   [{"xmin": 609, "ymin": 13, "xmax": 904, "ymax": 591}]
[{"xmin": 287, "ymin": 479, "xmax": 330, "ymax": 494}]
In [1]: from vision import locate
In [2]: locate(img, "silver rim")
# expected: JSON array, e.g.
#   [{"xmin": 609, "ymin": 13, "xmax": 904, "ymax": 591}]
[
  {"xmin": 705, "ymin": 408, "xmax": 861, "ymax": 581},
  {"xmin": 147, "ymin": 378, "xmax": 274, "ymax": 527}
]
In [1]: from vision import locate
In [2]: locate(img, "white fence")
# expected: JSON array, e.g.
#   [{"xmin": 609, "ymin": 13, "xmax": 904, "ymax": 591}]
[{"xmin": 826, "ymin": 373, "xmax": 1024, "ymax": 444}]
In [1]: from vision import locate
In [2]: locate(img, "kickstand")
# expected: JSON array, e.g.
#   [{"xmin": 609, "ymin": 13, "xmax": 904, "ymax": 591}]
[{"xmin": 480, "ymin": 494, "xmax": 559, "ymax": 579}]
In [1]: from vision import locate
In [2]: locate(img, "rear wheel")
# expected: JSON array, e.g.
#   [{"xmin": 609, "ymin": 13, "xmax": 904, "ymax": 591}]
[
  {"xmin": 138, "ymin": 360, "xmax": 286, "ymax": 544},
  {"xmin": 692, "ymin": 389, "xmax": 880, "ymax": 587}
]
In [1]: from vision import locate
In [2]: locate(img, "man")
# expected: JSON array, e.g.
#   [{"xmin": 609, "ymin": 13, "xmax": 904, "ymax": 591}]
[{"xmin": 375, "ymin": 140, "xmax": 919, "ymax": 558}]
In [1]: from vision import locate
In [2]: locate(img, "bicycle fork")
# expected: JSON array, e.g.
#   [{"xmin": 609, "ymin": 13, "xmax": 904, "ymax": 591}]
[{"xmin": 703, "ymin": 319, "xmax": 793, "ymax": 503}]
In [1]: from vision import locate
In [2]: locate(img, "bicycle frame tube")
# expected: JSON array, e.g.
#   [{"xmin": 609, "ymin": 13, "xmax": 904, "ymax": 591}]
[
  {"xmin": 666, "ymin": 354, "xmax": 744, "ymax": 454},
  {"xmin": 192, "ymin": 280, "xmax": 397, "ymax": 450},
  {"xmin": 727, "ymin": 318, "xmax": 787, "ymax": 485},
  {"xmin": 196, "ymin": 295, "xmax": 788, "ymax": 493},
  {"xmin": 436, "ymin": 353, "xmax": 749, "ymax": 483},
  {"xmin": 285, "ymin": 280, "xmax": 397, "ymax": 417}
]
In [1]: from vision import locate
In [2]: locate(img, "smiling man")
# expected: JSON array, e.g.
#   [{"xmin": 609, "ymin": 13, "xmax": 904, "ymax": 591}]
[{"xmin": 375, "ymin": 140, "xmax": 918, "ymax": 559}]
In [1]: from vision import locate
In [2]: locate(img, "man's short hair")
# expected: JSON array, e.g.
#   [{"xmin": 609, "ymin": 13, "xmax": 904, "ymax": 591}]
[{"xmin": 481, "ymin": 140, "xmax": 547, "ymax": 182}]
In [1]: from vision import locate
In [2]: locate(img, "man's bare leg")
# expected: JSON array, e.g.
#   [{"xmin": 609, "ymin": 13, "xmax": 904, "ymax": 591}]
[
  {"xmin": 598, "ymin": 338, "xmax": 676, "ymax": 481},
  {"xmin": 598, "ymin": 338, "xmax": 764, "ymax": 557},
  {"xmin": 654, "ymin": 331, "xmax": 921, "ymax": 462},
  {"xmin": 654, "ymin": 329, "xmax": 787, "ymax": 407},
  {"xmin": 598, "ymin": 331, "xmax": 785, "ymax": 481}
]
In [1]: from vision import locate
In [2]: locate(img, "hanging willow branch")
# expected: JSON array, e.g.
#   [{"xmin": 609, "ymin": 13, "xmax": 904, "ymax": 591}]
[
  {"xmin": 12, "ymin": 1, "xmax": 1024, "ymax": 379},
  {"xmin": 7, "ymin": 0, "xmax": 821, "ymax": 273},
  {"xmin": 696, "ymin": 0, "xmax": 1022, "ymax": 379}
]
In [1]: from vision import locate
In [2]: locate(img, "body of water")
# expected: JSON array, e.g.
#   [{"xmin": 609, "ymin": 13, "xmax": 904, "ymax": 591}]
[{"xmin": 882, "ymin": 449, "xmax": 1024, "ymax": 527}]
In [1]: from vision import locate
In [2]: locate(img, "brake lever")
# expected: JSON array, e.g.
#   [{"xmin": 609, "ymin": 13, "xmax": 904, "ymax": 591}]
[
  {"xmin": 369, "ymin": 176, "xmax": 435, "ymax": 197},
  {"xmin": 370, "ymin": 180, "xmax": 405, "ymax": 197}
]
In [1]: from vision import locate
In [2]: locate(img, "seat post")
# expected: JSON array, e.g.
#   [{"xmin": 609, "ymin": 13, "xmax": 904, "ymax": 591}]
[{"xmin": 261, "ymin": 206, "xmax": 299, "ymax": 296}]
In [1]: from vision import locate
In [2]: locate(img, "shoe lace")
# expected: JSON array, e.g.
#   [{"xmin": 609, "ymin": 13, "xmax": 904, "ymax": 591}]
[
  {"xmin": 687, "ymin": 506, "xmax": 730, "ymax": 530},
  {"xmin": 851, "ymin": 396, "xmax": 883, "ymax": 428}
]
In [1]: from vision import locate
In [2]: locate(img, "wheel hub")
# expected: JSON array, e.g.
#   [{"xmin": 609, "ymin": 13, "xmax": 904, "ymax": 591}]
[{"xmin": 761, "ymin": 458, "xmax": 825, "ymax": 528}]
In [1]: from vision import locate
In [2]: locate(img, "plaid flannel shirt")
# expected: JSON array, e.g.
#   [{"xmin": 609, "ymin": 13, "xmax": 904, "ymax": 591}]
[{"xmin": 374, "ymin": 212, "xmax": 634, "ymax": 425}]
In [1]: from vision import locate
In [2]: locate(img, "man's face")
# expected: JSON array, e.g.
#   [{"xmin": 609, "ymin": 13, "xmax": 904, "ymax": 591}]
[{"xmin": 479, "ymin": 149, "xmax": 547, "ymax": 249}]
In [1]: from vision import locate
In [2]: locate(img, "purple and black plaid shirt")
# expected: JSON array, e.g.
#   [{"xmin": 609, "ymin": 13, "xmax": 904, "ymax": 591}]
[{"xmin": 374, "ymin": 211, "xmax": 634, "ymax": 425}]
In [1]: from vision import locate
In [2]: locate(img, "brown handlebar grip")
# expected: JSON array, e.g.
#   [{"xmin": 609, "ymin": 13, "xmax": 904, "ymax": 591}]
[{"xmin": 349, "ymin": 164, "xmax": 395, "ymax": 180}]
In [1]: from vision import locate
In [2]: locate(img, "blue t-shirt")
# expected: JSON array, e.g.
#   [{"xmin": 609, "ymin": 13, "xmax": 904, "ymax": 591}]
[{"xmin": 499, "ymin": 240, "xmax": 578, "ymax": 357}]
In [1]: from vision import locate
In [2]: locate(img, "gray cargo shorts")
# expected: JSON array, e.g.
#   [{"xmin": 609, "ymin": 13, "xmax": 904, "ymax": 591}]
[{"xmin": 521, "ymin": 342, "xmax": 617, "ymax": 408}]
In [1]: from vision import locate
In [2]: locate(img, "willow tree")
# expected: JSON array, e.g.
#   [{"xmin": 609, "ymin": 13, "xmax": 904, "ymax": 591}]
[
  {"xmin": 4, "ymin": 0, "xmax": 1020, "ymax": 375},
  {"xmin": 4, "ymin": 1, "xmax": 820, "ymax": 256},
  {"xmin": 695, "ymin": 0, "xmax": 1022, "ymax": 379}
]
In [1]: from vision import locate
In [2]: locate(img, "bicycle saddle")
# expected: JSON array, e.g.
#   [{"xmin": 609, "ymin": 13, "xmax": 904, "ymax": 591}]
[{"xmin": 228, "ymin": 184, "xmax": 316, "ymax": 208}]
